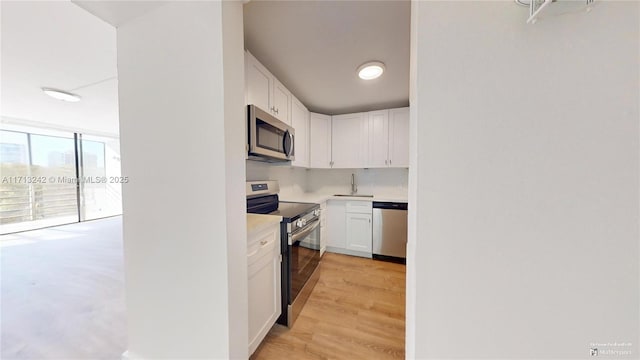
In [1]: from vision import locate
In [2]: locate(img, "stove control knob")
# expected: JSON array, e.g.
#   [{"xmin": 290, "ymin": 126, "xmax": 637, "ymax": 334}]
[
  {"xmin": 296, "ymin": 219, "xmax": 304, "ymax": 228},
  {"xmin": 302, "ymin": 219, "xmax": 307, "ymax": 226},
  {"xmin": 314, "ymin": 209, "xmax": 321, "ymax": 217}
]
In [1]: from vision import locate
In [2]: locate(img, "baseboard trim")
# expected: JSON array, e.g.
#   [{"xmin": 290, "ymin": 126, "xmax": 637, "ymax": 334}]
[{"xmin": 325, "ymin": 246, "xmax": 372, "ymax": 259}]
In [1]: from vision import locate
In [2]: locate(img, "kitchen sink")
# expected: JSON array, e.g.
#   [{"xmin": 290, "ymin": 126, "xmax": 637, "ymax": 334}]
[{"xmin": 333, "ymin": 194, "xmax": 374, "ymax": 198}]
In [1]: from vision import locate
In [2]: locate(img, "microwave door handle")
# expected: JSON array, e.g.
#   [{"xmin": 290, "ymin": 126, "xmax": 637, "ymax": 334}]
[
  {"xmin": 288, "ymin": 131, "xmax": 294, "ymax": 157},
  {"xmin": 283, "ymin": 130, "xmax": 293, "ymax": 157}
]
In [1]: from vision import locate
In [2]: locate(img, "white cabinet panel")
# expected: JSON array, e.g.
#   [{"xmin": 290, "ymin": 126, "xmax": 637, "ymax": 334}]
[
  {"xmin": 291, "ymin": 96, "xmax": 309, "ymax": 167},
  {"xmin": 346, "ymin": 213, "xmax": 372, "ymax": 253},
  {"xmin": 326, "ymin": 200, "xmax": 372, "ymax": 258},
  {"xmin": 245, "ymin": 51, "xmax": 272, "ymax": 112},
  {"xmin": 345, "ymin": 200, "xmax": 373, "ymax": 214},
  {"xmin": 389, "ymin": 107, "xmax": 410, "ymax": 168},
  {"xmin": 319, "ymin": 201, "xmax": 327, "ymax": 256},
  {"xmin": 272, "ymin": 79, "xmax": 291, "ymax": 125},
  {"xmin": 245, "ymin": 50, "xmax": 293, "ymax": 125},
  {"xmin": 309, "ymin": 112, "xmax": 332, "ymax": 168},
  {"xmin": 247, "ymin": 224, "xmax": 281, "ymax": 356},
  {"xmin": 331, "ymin": 112, "xmax": 368, "ymax": 168},
  {"xmin": 326, "ymin": 200, "xmax": 346, "ymax": 249},
  {"xmin": 368, "ymin": 109, "xmax": 390, "ymax": 168}
]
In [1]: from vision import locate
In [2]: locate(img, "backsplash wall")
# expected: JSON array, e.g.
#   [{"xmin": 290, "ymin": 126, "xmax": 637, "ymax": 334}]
[
  {"xmin": 306, "ymin": 168, "xmax": 408, "ymax": 197},
  {"xmin": 246, "ymin": 161, "xmax": 307, "ymax": 196},
  {"xmin": 246, "ymin": 161, "xmax": 409, "ymax": 197}
]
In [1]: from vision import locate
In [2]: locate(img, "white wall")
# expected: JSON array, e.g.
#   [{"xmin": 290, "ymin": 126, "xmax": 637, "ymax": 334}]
[
  {"xmin": 409, "ymin": 1, "xmax": 639, "ymax": 359},
  {"xmin": 117, "ymin": 2, "xmax": 246, "ymax": 358},
  {"xmin": 246, "ymin": 161, "xmax": 308, "ymax": 196},
  {"xmin": 222, "ymin": 2, "xmax": 248, "ymax": 359}
]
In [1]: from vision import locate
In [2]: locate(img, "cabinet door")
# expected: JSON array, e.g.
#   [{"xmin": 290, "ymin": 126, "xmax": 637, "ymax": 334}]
[
  {"xmin": 388, "ymin": 107, "xmax": 410, "ymax": 168},
  {"xmin": 346, "ymin": 213, "xmax": 372, "ymax": 253},
  {"xmin": 291, "ymin": 97, "xmax": 309, "ymax": 168},
  {"xmin": 245, "ymin": 51, "xmax": 272, "ymax": 112},
  {"xmin": 272, "ymin": 79, "xmax": 291, "ymax": 125},
  {"xmin": 331, "ymin": 112, "xmax": 368, "ymax": 168},
  {"xmin": 326, "ymin": 200, "xmax": 346, "ymax": 249},
  {"xmin": 309, "ymin": 113, "xmax": 332, "ymax": 168},
  {"xmin": 247, "ymin": 226, "xmax": 280, "ymax": 355},
  {"xmin": 368, "ymin": 110, "xmax": 389, "ymax": 168}
]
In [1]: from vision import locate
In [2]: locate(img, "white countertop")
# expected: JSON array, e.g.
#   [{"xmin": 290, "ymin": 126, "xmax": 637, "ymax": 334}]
[
  {"xmin": 279, "ymin": 193, "xmax": 408, "ymax": 204},
  {"xmin": 246, "ymin": 213, "xmax": 282, "ymax": 234}
]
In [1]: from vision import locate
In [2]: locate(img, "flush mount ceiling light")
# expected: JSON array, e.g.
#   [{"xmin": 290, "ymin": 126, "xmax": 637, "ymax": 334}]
[
  {"xmin": 41, "ymin": 87, "xmax": 81, "ymax": 102},
  {"xmin": 357, "ymin": 61, "xmax": 385, "ymax": 80}
]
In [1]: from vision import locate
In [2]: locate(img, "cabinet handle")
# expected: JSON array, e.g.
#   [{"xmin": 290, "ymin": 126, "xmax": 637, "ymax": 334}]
[
  {"xmin": 274, "ymin": 108, "xmax": 279, "ymax": 114},
  {"xmin": 389, "ymin": 159, "xmax": 392, "ymax": 165},
  {"xmin": 385, "ymin": 159, "xmax": 388, "ymax": 165},
  {"xmin": 260, "ymin": 240, "xmax": 268, "ymax": 245}
]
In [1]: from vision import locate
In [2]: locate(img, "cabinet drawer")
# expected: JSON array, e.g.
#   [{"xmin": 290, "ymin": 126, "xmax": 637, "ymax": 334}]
[
  {"xmin": 346, "ymin": 201, "xmax": 372, "ymax": 214},
  {"xmin": 248, "ymin": 224, "xmax": 279, "ymax": 246},
  {"xmin": 248, "ymin": 228, "xmax": 278, "ymax": 265}
]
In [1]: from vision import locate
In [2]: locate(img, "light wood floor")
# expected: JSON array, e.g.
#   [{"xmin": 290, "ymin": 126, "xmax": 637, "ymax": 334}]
[{"xmin": 251, "ymin": 252, "xmax": 406, "ymax": 360}]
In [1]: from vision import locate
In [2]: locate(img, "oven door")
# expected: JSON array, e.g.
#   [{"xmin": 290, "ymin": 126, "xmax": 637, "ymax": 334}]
[
  {"xmin": 248, "ymin": 105, "xmax": 295, "ymax": 161},
  {"xmin": 289, "ymin": 218, "xmax": 320, "ymax": 302}
]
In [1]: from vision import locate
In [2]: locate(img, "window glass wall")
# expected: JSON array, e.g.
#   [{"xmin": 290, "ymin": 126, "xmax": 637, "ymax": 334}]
[
  {"xmin": 29, "ymin": 133, "xmax": 79, "ymax": 225},
  {"xmin": 0, "ymin": 127, "xmax": 122, "ymax": 234},
  {"xmin": 80, "ymin": 135, "xmax": 122, "ymax": 221}
]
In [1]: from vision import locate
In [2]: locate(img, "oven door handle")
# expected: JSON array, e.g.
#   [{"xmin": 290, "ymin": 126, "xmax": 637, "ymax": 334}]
[{"xmin": 289, "ymin": 219, "xmax": 320, "ymax": 245}]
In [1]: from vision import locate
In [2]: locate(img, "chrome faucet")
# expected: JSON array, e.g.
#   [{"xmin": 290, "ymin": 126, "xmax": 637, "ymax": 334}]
[{"xmin": 351, "ymin": 173, "xmax": 358, "ymax": 195}]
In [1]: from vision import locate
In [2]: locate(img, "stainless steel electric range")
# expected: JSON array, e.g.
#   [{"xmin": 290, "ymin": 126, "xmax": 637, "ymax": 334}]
[{"xmin": 246, "ymin": 181, "xmax": 321, "ymax": 327}]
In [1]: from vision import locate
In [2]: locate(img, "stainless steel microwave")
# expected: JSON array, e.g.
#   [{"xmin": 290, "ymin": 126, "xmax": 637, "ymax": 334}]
[{"xmin": 247, "ymin": 104, "xmax": 295, "ymax": 162}]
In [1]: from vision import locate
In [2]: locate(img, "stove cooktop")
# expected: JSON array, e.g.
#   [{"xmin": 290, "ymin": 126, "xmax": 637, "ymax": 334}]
[
  {"xmin": 269, "ymin": 201, "xmax": 318, "ymax": 222},
  {"xmin": 247, "ymin": 200, "xmax": 318, "ymax": 223}
]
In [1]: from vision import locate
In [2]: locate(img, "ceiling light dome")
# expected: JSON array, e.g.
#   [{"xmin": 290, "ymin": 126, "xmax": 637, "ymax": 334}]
[
  {"xmin": 357, "ymin": 61, "xmax": 385, "ymax": 80},
  {"xmin": 41, "ymin": 87, "xmax": 81, "ymax": 102}
]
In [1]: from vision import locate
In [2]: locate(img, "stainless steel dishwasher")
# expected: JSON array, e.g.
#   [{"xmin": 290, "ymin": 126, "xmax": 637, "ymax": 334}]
[{"xmin": 372, "ymin": 201, "xmax": 408, "ymax": 264}]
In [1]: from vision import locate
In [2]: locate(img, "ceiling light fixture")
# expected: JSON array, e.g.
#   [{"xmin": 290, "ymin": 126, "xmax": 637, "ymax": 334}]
[
  {"xmin": 41, "ymin": 87, "xmax": 81, "ymax": 102},
  {"xmin": 357, "ymin": 61, "xmax": 385, "ymax": 80}
]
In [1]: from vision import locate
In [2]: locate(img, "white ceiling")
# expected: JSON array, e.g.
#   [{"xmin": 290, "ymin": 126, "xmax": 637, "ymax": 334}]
[
  {"xmin": 243, "ymin": 0, "xmax": 410, "ymax": 115},
  {"xmin": 1, "ymin": 1, "xmax": 119, "ymax": 136},
  {"xmin": 71, "ymin": 1, "xmax": 167, "ymax": 28},
  {"xmin": 1, "ymin": 1, "xmax": 410, "ymax": 137}
]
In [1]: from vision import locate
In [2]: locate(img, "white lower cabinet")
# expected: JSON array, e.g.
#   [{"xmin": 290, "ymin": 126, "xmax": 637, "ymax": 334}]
[
  {"xmin": 325, "ymin": 200, "xmax": 372, "ymax": 258},
  {"xmin": 346, "ymin": 213, "xmax": 372, "ymax": 253},
  {"xmin": 326, "ymin": 200, "xmax": 346, "ymax": 250},
  {"xmin": 248, "ymin": 223, "xmax": 281, "ymax": 356}
]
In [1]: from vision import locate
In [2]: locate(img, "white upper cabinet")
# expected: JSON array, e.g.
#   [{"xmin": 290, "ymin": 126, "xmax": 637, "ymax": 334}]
[
  {"xmin": 331, "ymin": 112, "xmax": 368, "ymax": 169},
  {"xmin": 291, "ymin": 96, "xmax": 309, "ymax": 167},
  {"xmin": 388, "ymin": 107, "xmax": 410, "ymax": 168},
  {"xmin": 245, "ymin": 51, "xmax": 272, "ymax": 114},
  {"xmin": 245, "ymin": 51, "xmax": 291, "ymax": 125},
  {"xmin": 367, "ymin": 109, "xmax": 390, "ymax": 167},
  {"xmin": 309, "ymin": 112, "xmax": 332, "ymax": 168},
  {"xmin": 245, "ymin": 49, "xmax": 409, "ymax": 169},
  {"xmin": 365, "ymin": 107, "xmax": 409, "ymax": 168},
  {"xmin": 272, "ymin": 79, "xmax": 291, "ymax": 125}
]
